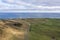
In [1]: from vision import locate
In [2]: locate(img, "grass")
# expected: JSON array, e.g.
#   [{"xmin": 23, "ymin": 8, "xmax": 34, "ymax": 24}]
[
  {"xmin": 0, "ymin": 19, "xmax": 28, "ymax": 40},
  {"xmin": 0, "ymin": 18, "xmax": 60, "ymax": 40},
  {"xmin": 24, "ymin": 18, "xmax": 60, "ymax": 40},
  {"xmin": 9, "ymin": 35, "xmax": 22, "ymax": 40}
]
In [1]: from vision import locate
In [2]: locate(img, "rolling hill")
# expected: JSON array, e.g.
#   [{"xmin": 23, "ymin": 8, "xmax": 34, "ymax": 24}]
[
  {"xmin": 24, "ymin": 18, "xmax": 60, "ymax": 40},
  {"xmin": 0, "ymin": 19, "xmax": 29, "ymax": 40},
  {"xmin": 0, "ymin": 18, "xmax": 60, "ymax": 40}
]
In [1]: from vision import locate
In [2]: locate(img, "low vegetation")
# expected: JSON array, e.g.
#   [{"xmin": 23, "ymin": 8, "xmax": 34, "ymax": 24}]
[
  {"xmin": 0, "ymin": 19, "xmax": 29, "ymax": 40},
  {"xmin": 24, "ymin": 18, "xmax": 60, "ymax": 40},
  {"xmin": 0, "ymin": 18, "xmax": 60, "ymax": 40}
]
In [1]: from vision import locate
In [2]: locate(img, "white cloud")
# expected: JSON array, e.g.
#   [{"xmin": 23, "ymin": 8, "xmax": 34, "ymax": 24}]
[{"xmin": 0, "ymin": 0, "xmax": 60, "ymax": 12}]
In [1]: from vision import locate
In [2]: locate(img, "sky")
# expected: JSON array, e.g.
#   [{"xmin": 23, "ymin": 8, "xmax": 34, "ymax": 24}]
[
  {"xmin": 0, "ymin": 0, "xmax": 60, "ymax": 11},
  {"xmin": 0, "ymin": 13, "xmax": 60, "ymax": 18},
  {"xmin": 0, "ymin": 0, "xmax": 60, "ymax": 18}
]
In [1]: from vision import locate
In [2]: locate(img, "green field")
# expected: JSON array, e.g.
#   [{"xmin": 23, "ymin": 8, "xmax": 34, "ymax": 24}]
[{"xmin": 24, "ymin": 18, "xmax": 60, "ymax": 40}]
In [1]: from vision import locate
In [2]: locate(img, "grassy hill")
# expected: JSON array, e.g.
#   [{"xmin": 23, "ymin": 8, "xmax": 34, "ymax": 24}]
[
  {"xmin": 0, "ymin": 19, "xmax": 29, "ymax": 40},
  {"xmin": 0, "ymin": 18, "xmax": 60, "ymax": 40},
  {"xmin": 24, "ymin": 18, "xmax": 60, "ymax": 40}
]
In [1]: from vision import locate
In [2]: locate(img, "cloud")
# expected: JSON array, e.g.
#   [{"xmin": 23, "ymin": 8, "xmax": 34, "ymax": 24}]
[{"xmin": 0, "ymin": 0, "xmax": 60, "ymax": 11}]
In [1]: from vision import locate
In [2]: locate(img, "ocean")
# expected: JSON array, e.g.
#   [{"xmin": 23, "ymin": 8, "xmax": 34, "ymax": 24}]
[{"xmin": 0, "ymin": 13, "xmax": 60, "ymax": 18}]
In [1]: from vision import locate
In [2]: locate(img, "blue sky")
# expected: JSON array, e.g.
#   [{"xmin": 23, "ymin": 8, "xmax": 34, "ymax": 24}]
[
  {"xmin": 0, "ymin": 13, "xmax": 60, "ymax": 18},
  {"xmin": 0, "ymin": 0, "xmax": 60, "ymax": 11}
]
